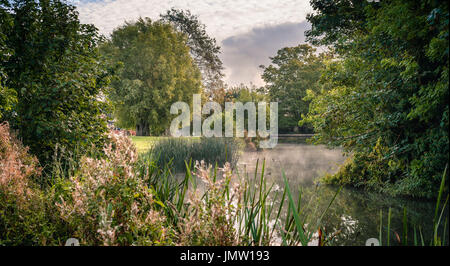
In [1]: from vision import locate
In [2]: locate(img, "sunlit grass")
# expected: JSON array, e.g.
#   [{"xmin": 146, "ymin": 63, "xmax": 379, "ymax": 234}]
[
  {"xmin": 130, "ymin": 136, "xmax": 168, "ymax": 154},
  {"xmin": 131, "ymin": 136, "xmax": 204, "ymax": 154}
]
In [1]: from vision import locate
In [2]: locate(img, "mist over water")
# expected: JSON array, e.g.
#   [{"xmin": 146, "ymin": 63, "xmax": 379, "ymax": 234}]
[
  {"xmin": 237, "ymin": 141, "xmax": 445, "ymax": 246},
  {"xmin": 177, "ymin": 140, "xmax": 445, "ymax": 245},
  {"xmin": 238, "ymin": 143, "xmax": 346, "ymax": 187}
]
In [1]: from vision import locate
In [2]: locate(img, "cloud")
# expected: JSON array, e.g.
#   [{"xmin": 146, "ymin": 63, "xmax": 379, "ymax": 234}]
[
  {"xmin": 74, "ymin": 0, "xmax": 312, "ymax": 41},
  {"xmin": 221, "ymin": 21, "xmax": 311, "ymax": 86},
  {"xmin": 73, "ymin": 0, "xmax": 313, "ymax": 85}
]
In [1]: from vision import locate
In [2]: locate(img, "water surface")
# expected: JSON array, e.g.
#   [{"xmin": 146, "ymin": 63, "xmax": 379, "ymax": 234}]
[{"xmin": 237, "ymin": 142, "xmax": 447, "ymax": 246}]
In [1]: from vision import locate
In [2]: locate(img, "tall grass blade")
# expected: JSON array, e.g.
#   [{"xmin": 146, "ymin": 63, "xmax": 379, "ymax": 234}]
[
  {"xmin": 387, "ymin": 207, "xmax": 392, "ymax": 246},
  {"xmin": 283, "ymin": 170, "xmax": 309, "ymax": 246}
]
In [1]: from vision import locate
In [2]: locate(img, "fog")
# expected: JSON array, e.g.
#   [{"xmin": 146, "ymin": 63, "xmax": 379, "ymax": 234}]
[{"xmin": 238, "ymin": 143, "xmax": 346, "ymax": 187}]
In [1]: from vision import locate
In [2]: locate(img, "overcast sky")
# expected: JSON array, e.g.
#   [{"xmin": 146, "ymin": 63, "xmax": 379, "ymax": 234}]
[{"xmin": 72, "ymin": 0, "xmax": 313, "ymax": 86}]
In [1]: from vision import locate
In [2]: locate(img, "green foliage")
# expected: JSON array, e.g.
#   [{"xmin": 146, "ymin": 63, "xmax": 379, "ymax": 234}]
[
  {"xmin": 377, "ymin": 166, "xmax": 448, "ymax": 246},
  {"xmin": 161, "ymin": 8, "xmax": 224, "ymax": 94},
  {"xmin": 222, "ymin": 84, "xmax": 269, "ymax": 147},
  {"xmin": 305, "ymin": 0, "xmax": 368, "ymax": 51},
  {"xmin": 0, "ymin": 186, "xmax": 63, "ymax": 246},
  {"xmin": 322, "ymin": 139, "xmax": 405, "ymax": 195},
  {"xmin": 0, "ymin": 1, "xmax": 16, "ymax": 120},
  {"xmin": 101, "ymin": 18, "xmax": 202, "ymax": 136},
  {"xmin": 1, "ymin": 0, "xmax": 111, "ymax": 166},
  {"xmin": 0, "ymin": 189, "xmax": 59, "ymax": 246},
  {"xmin": 225, "ymin": 84, "xmax": 267, "ymax": 103},
  {"xmin": 0, "ymin": 78, "xmax": 16, "ymax": 121},
  {"xmin": 261, "ymin": 44, "xmax": 329, "ymax": 133},
  {"xmin": 52, "ymin": 133, "xmax": 174, "ymax": 245},
  {"xmin": 1, "ymin": 124, "xmax": 340, "ymax": 246},
  {"xmin": 1, "ymin": 127, "xmax": 175, "ymax": 246},
  {"xmin": 303, "ymin": 0, "xmax": 449, "ymax": 198}
]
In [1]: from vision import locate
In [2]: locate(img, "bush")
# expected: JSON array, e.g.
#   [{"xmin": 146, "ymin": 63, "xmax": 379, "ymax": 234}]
[
  {"xmin": 1, "ymin": 126, "xmax": 175, "ymax": 246},
  {"xmin": 177, "ymin": 161, "xmax": 239, "ymax": 245},
  {"xmin": 321, "ymin": 139, "xmax": 407, "ymax": 195},
  {"xmin": 53, "ymin": 132, "xmax": 174, "ymax": 246},
  {"xmin": 1, "ymin": 126, "xmax": 336, "ymax": 246},
  {"xmin": 0, "ymin": 122, "xmax": 59, "ymax": 245}
]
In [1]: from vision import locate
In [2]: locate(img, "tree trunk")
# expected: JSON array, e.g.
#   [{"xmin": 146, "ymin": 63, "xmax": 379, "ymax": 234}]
[{"xmin": 136, "ymin": 122, "xmax": 150, "ymax": 136}]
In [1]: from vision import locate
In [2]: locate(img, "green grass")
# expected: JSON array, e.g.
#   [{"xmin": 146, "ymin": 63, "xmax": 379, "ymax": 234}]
[
  {"xmin": 130, "ymin": 136, "xmax": 168, "ymax": 154},
  {"xmin": 131, "ymin": 136, "xmax": 204, "ymax": 154},
  {"xmin": 135, "ymin": 156, "xmax": 341, "ymax": 246},
  {"xmin": 142, "ymin": 137, "xmax": 244, "ymax": 172}
]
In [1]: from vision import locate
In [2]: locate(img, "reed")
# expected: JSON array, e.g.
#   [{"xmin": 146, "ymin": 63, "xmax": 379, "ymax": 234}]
[
  {"xmin": 378, "ymin": 165, "xmax": 449, "ymax": 246},
  {"xmin": 144, "ymin": 137, "xmax": 244, "ymax": 172},
  {"xmin": 137, "ymin": 152, "xmax": 342, "ymax": 246}
]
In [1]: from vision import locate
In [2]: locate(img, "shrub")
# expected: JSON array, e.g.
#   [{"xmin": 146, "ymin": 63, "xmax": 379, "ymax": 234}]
[
  {"xmin": 3, "ymin": 0, "xmax": 111, "ymax": 168},
  {"xmin": 1, "ymin": 125, "xmax": 339, "ymax": 246},
  {"xmin": 177, "ymin": 161, "xmax": 240, "ymax": 245},
  {"xmin": 54, "ymin": 132, "xmax": 174, "ymax": 246},
  {"xmin": 0, "ymin": 122, "xmax": 41, "ymax": 198},
  {"xmin": 321, "ymin": 139, "xmax": 406, "ymax": 195},
  {"xmin": 0, "ymin": 122, "xmax": 59, "ymax": 245}
]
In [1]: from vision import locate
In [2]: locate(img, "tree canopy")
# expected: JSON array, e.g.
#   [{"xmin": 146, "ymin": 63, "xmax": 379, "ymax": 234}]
[
  {"xmin": 261, "ymin": 44, "xmax": 329, "ymax": 133},
  {"xmin": 161, "ymin": 8, "xmax": 224, "ymax": 95},
  {"xmin": 102, "ymin": 18, "xmax": 202, "ymax": 136},
  {"xmin": 0, "ymin": 0, "xmax": 16, "ymax": 120},
  {"xmin": 1, "ymin": 0, "xmax": 112, "ymax": 166},
  {"xmin": 302, "ymin": 0, "xmax": 449, "ymax": 198}
]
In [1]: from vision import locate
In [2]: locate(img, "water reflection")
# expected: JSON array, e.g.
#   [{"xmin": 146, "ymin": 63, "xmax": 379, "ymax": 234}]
[{"xmin": 237, "ymin": 142, "xmax": 448, "ymax": 246}]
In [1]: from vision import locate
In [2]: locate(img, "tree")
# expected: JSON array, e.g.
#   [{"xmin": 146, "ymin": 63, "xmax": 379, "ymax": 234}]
[
  {"xmin": 0, "ymin": 1, "xmax": 16, "ymax": 120},
  {"xmin": 102, "ymin": 18, "xmax": 202, "ymax": 136},
  {"xmin": 2, "ymin": 0, "xmax": 112, "ymax": 166},
  {"xmin": 260, "ymin": 44, "xmax": 328, "ymax": 133},
  {"xmin": 302, "ymin": 0, "xmax": 449, "ymax": 198},
  {"xmin": 161, "ymin": 9, "xmax": 224, "ymax": 95}
]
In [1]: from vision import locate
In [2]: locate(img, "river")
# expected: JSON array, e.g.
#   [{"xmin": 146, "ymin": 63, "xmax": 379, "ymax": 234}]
[{"xmin": 236, "ymin": 141, "xmax": 446, "ymax": 246}]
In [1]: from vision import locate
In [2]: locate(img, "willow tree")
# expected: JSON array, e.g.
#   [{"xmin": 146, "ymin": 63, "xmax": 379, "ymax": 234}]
[
  {"xmin": 161, "ymin": 8, "xmax": 224, "ymax": 95},
  {"xmin": 103, "ymin": 18, "xmax": 202, "ymax": 136}
]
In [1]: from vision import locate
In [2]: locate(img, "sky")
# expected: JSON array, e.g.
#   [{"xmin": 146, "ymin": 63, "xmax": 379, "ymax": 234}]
[{"xmin": 72, "ymin": 0, "xmax": 313, "ymax": 86}]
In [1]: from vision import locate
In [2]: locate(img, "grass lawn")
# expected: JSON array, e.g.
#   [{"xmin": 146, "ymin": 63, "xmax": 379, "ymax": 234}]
[
  {"xmin": 130, "ymin": 136, "xmax": 168, "ymax": 154},
  {"xmin": 131, "ymin": 136, "xmax": 204, "ymax": 154}
]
